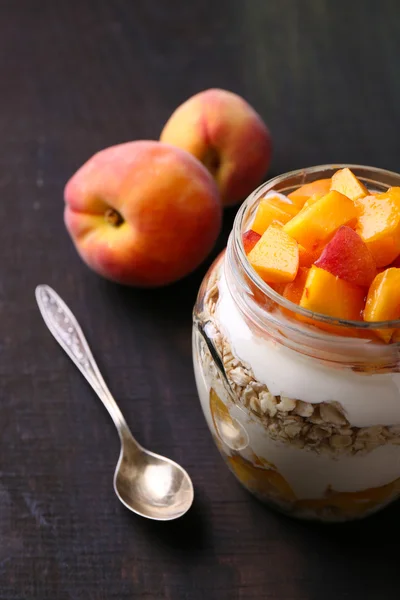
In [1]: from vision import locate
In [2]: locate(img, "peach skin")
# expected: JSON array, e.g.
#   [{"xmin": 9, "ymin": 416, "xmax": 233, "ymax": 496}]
[
  {"xmin": 64, "ymin": 141, "xmax": 222, "ymax": 287},
  {"xmin": 160, "ymin": 89, "xmax": 272, "ymax": 207}
]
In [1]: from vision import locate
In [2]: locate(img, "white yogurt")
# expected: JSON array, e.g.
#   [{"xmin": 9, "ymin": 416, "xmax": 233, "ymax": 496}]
[
  {"xmin": 216, "ymin": 270, "xmax": 400, "ymax": 428},
  {"xmin": 194, "ymin": 351, "xmax": 400, "ymax": 499}
]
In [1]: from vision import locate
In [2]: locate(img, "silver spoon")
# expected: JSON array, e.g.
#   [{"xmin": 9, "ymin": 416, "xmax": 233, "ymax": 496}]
[{"xmin": 35, "ymin": 285, "xmax": 194, "ymax": 521}]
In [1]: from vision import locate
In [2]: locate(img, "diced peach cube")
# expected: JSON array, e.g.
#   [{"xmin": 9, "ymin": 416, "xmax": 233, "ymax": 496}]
[
  {"xmin": 283, "ymin": 191, "xmax": 359, "ymax": 250},
  {"xmin": 242, "ymin": 230, "xmax": 261, "ymax": 254},
  {"xmin": 389, "ymin": 253, "xmax": 400, "ymax": 268},
  {"xmin": 330, "ymin": 167, "xmax": 368, "ymax": 201},
  {"xmin": 268, "ymin": 193, "xmax": 299, "ymax": 216},
  {"xmin": 314, "ymin": 226, "xmax": 376, "ymax": 287},
  {"xmin": 364, "ymin": 268, "xmax": 400, "ymax": 342},
  {"xmin": 268, "ymin": 282, "xmax": 287, "ymax": 294},
  {"xmin": 302, "ymin": 192, "xmax": 327, "ymax": 210},
  {"xmin": 379, "ymin": 187, "xmax": 400, "ymax": 202},
  {"xmin": 288, "ymin": 178, "xmax": 332, "ymax": 208},
  {"xmin": 365, "ymin": 237, "xmax": 400, "ymax": 269},
  {"xmin": 247, "ymin": 225, "xmax": 299, "ymax": 283},
  {"xmin": 356, "ymin": 192, "xmax": 400, "ymax": 267},
  {"xmin": 299, "ymin": 265, "xmax": 365, "ymax": 321},
  {"xmin": 388, "ymin": 186, "xmax": 400, "ymax": 198},
  {"xmin": 298, "ymin": 244, "xmax": 322, "ymax": 267},
  {"xmin": 251, "ymin": 193, "xmax": 298, "ymax": 235},
  {"xmin": 283, "ymin": 267, "xmax": 309, "ymax": 306}
]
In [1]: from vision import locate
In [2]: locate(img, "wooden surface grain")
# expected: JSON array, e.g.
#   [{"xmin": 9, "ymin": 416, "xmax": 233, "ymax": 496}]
[{"xmin": 1, "ymin": 1, "xmax": 400, "ymax": 598}]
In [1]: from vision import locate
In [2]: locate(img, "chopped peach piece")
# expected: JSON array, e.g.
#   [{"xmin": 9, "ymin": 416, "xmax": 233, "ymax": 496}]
[
  {"xmin": 227, "ymin": 454, "xmax": 296, "ymax": 503},
  {"xmin": 330, "ymin": 167, "xmax": 368, "ymax": 201},
  {"xmin": 296, "ymin": 477, "xmax": 400, "ymax": 517},
  {"xmin": 209, "ymin": 387, "xmax": 231, "ymax": 432},
  {"xmin": 247, "ymin": 279, "xmax": 285, "ymax": 303},
  {"xmin": 314, "ymin": 226, "xmax": 376, "ymax": 287},
  {"xmin": 390, "ymin": 253, "xmax": 400, "ymax": 268},
  {"xmin": 283, "ymin": 267, "xmax": 309, "ymax": 305},
  {"xmin": 268, "ymin": 282, "xmax": 287, "ymax": 294},
  {"xmin": 366, "ymin": 236, "xmax": 400, "ymax": 269},
  {"xmin": 251, "ymin": 193, "xmax": 298, "ymax": 235},
  {"xmin": 283, "ymin": 191, "xmax": 359, "ymax": 250},
  {"xmin": 242, "ymin": 229, "xmax": 261, "ymax": 254},
  {"xmin": 268, "ymin": 193, "xmax": 299, "ymax": 216},
  {"xmin": 299, "ymin": 266, "xmax": 365, "ymax": 321},
  {"xmin": 209, "ymin": 388, "xmax": 248, "ymax": 448},
  {"xmin": 356, "ymin": 193, "xmax": 400, "ymax": 266},
  {"xmin": 298, "ymin": 244, "xmax": 322, "ymax": 267},
  {"xmin": 248, "ymin": 225, "xmax": 299, "ymax": 283},
  {"xmin": 288, "ymin": 178, "xmax": 332, "ymax": 208},
  {"xmin": 364, "ymin": 268, "xmax": 400, "ymax": 342},
  {"xmin": 302, "ymin": 192, "xmax": 326, "ymax": 209},
  {"xmin": 383, "ymin": 186, "xmax": 400, "ymax": 202}
]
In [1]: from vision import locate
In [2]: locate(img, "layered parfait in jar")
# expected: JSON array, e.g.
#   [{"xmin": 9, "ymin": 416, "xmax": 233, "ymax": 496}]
[{"xmin": 193, "ymin": 165, "xmax": 400, "ymax": 522}]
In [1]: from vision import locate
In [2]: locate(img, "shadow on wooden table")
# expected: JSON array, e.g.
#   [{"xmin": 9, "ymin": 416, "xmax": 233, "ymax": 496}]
[
  {"xmin": 118, "ymin": 488, "xmax": 212, "ymax": 557},
  {"xmin": 277, "ymin": 498, "xmax": 400, "ymax": 595}
]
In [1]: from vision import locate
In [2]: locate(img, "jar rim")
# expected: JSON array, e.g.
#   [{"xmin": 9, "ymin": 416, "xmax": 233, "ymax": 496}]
[{"xmin": 233, "ymin": 163, "xmax": 400, "ymax": 331}]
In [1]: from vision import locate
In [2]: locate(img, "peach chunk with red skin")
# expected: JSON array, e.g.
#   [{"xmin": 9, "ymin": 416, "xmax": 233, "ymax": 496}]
[
  {"xmin": 315, "ymin": 226, "xmax": 376, "ymax": 287},
  {"xmin": 64, "ymin": 141, "xmax": 222, "ymax": 287},
  {"xmin": 247, "ymin": 225, "xmax": 299, "ymax": 284},
  {"xmin": 160, "ymin": 88, "xmax": 272, "ymax": 207},
  {"xmin": 242, "ymin": 230, "xmax": 261, "ymax": 254}
]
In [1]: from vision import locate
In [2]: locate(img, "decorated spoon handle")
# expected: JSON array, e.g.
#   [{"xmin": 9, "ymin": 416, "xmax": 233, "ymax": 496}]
[{"xmin": 35, "ymin": 284, "xmax": 132, "ymax": 440}]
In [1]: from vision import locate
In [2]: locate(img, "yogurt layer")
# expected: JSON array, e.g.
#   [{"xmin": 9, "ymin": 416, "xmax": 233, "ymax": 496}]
[
  {"xmin": 216, "ymin": 269, "xmax": 400, "ymax": 429},
  {"xmin": 194, "ymin": 349, "xmax": 400, "ymax": 499}
]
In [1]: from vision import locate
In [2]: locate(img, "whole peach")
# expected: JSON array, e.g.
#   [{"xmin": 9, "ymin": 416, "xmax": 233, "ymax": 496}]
[
  {"xmin": 160, "ymin": 89, "xmax": 272, "ymax": 207},
  {"xmin": 64, "ymin": 141, "xmax": 222, "ymax": 287}
]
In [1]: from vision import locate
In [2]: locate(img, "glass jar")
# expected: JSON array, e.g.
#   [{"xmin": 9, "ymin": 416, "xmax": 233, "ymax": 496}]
[{"xmin": 193, "ymin": 164, "xmax": 400, "ymax": 522}]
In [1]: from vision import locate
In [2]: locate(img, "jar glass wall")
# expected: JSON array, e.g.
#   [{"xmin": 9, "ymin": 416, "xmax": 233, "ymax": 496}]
[{"xmin": 193, "ymin": 165, "xmax": 400, "ymax": 522}]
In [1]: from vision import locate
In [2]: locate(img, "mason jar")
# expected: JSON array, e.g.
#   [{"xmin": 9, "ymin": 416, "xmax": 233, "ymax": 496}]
[{"xmin": 193, "ymin": 164, "xmax": 400, "ymax": 522}]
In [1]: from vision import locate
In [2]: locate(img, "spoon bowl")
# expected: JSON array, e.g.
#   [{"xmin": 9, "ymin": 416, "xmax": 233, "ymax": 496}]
[
  {"xmin": 114, "ymin": 438, "xmax": 194, "ymax": 520},
  {"xmin": 36, "ymin": 284, "xmax": 194, "ymax": 521}
]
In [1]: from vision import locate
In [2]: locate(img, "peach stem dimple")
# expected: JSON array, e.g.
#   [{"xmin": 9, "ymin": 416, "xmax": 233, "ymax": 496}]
[
  {"xmin": 202, "ymin": 147, "xmax": 220, "ymax": 176},
  {"xmin": 104, "ymin": 207, "xmax": 124, "ymax": 227}
]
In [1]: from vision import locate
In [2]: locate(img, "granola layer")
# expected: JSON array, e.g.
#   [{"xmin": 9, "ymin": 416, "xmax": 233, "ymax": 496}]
[{"xmin": 202, "ymin": 273, "xmax": 400, "ymax": 457}]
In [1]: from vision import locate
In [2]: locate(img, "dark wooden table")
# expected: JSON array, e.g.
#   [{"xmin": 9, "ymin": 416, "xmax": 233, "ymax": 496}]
[{"xmin": 1, "ymin": 1, "xmax": 400, "ymax": 598}]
